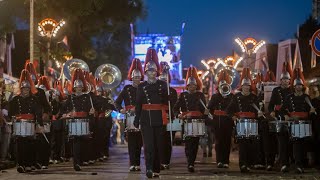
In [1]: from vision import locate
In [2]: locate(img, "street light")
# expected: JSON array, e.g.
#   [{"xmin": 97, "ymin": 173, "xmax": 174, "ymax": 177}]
[{"xmin": 38, "ymin": 18, "xmax": 65, "ymax": 76}]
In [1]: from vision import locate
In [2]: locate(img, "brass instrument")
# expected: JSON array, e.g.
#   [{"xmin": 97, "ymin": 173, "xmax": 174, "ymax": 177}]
[
  {"xmin": 94, "ymin": 64, "xmax": 122, "ymax": 90},
  {"xmin": 63, "ymin": 58, "xmax": 90, "ymax": 81}
]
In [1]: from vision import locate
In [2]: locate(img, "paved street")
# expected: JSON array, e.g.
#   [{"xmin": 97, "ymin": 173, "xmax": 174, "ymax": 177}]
[{"xmin": 0, "ymin": 145, "xmax": 319, "ymax": 180}]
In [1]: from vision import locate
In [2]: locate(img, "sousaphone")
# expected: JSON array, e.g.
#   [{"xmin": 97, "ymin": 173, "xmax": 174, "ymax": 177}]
[
  {"xmin": 63, "ymin": 58, "xmax": 90, "ymax": 81},
  {"xmin": 95, "ymin": 64, "xmax": 122, "ymax": 89}
]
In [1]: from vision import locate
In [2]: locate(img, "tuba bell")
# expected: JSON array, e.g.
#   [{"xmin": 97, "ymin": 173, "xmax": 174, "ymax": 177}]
[
  {"xmin": 63, "ymin": 58, "xmax": 90, "ymax": 81},
  {"xmin": 95, "ymin": 64, "xmax": 122, "ymax": 90},
  {"xmin": 214, "ymin": 66, "xmax": 240, "ymax": 90}
]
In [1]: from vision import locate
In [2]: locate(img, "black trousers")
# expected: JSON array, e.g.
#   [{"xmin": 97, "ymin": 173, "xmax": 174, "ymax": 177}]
[
  {"xmin": 277, "ymin": 132, "xmax": 290, "ymax": 166},
  {"xmin": 313, "ymin": 118, "xmax": 320, "ymax": 166},
  {"xmin": 141, "ymin": 125, "xmax": 163, "ymax": 173},
  {"xmin": 103, "ymin": 118, "xmax": 112, "ymax": 157},
  {"xmin": 161, "ymin": 129, "xmax": 176, "ymax": 165},
  {"xmin": 260, "ymin": 124, "xmax": 277, "ymax": 166},
  {"xmin": 51, "ymin": 130, "xmax": 64, "ymax": 160},
  {"xmin": 185, "ymin": 137, "xmax": 199, "ymax": 166},
  {"xmin": 292, "ymin": 139, "xmax": 309, "ymax": 168},
  {"xmin": 16, "ymin": 137, "xmax": 35, "ymax": 167},
  {"xmin": 36, "ymin": 133, "xmax": 51, "ymax": 166},
  {"xmin": 73, "ymin": 136, "xmax": 89, "ymax": 166},
  {"xmin": 127, "ymin": 131, "xmax": 143, "ymax": 166},
  {"xmin": 238, "ymin": 138, "xmax": 258, "ymax": 167},
  {"xmin": 212, "ymin": 117, "xmax": 233, "ymax": 164}
]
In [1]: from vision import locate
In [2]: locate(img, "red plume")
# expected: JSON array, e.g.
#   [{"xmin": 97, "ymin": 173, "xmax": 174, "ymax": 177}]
[
  {"xmin": 282, "ymin": 61, "xmax": 293, "ymax": 77},
  {"xmin": 18, "ymin": 69, "xmax": 38, "ymax": 95},
  {"xmin": 217, "ymin": 69, "xmax": 231, "ymax": 85},
  {"xmin": 37, "ymin": 76, "xmax": 51, "ymax": 90},
  {"xmin": 291, "ymin": 68, "xmax": 305, "ymax": 86},
  {"xmin": 54, "ymin": 80, "xmax": 66, "ymax": 100},
  {"xmin": 69, "ymin": 68, "xmax": 87, "ymax": 93},
  {"xmin": 254, "ymin": 72, "xmax": 263, "ymax": 84},
  {"xmin": 185, "ymin": 66, "xmax": 202, "ymax": 90},
  {"xmin": 238, "ymin": 68, "xmax": 255, "ymax": 92},
  {"xmin": 64, "ymin": 79, "xmax": 71, "ymax": 94},
  {"xmin": 128, "ymin": 58, "xmax": 144, "ymax": 81},
  {"xmin": 264, "ymin": 70, "xmax": 276, "ymax": 82},
  {"xmin": 24, "ymin": 62, "xmax": 39, "ymax": 83},
  {"xmin": 144, "ymin": 48, "xmax": 160, "ymax": 76}
]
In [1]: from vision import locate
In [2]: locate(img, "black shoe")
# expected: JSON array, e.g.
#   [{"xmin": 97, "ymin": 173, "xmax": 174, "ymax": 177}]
[
  {"xmin": 25, "ymin": 166, "xmax": 32, "ymax": 172},
  {"xmin": 160, "ymin": 164, "xmax": 165, "ymax": 170},
  {"xmin": 295, "ymin": 167, "xmax": 304, "ymax": 174},
  {"xmin": 164, "ymin": 164, "xmax": 170, "ymax": 170},
  {"xmin": 188, "ymin": 165, "xmax": 195, "ymax": 172},
  {"xmin": 281, "ymin": 165, "xmax": 289, "ymax": 173},
  {"xmin": 35, "ymin": 163, "xmax": 42, "ymax": 169},
  {"xmin": 223, "ymin": 164, "xmax": 229, "ymax": 168},
  {"xmin": 17, "ymin": 166, "xmax": 25, "ymax": 173},
  {"xmin": 217, "ymin": 162, "xmax": 223, "ymax": 168},
  {"xmin": 153, "ymin": 172, "xmax": 160, "ymax": 178},
  {"xmin": 146, "ymin": 170, "xmax": 153, "ymax": 178},
  {"xmin": 74, "ymin": 164, "xmax": 82, "ymax": 171},
  {"xmin": 135, "ymin": 166, "xmax": 141, "ymax": 171},
  {"xmin": 240, "ymin": 165, "xmax": 250, "ymax": 173},
  {"xmin": 266, "ymin": 165, "xmax": 273, "ymax": 171},
  {"xmin": 129, "ymin": 166, "xmax": 136, "ymax": 172}
]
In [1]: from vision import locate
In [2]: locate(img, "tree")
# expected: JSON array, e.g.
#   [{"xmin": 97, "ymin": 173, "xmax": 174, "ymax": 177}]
[{"xmin": 0, "ymin": 0, "xmax": 146, "ymax": 81}]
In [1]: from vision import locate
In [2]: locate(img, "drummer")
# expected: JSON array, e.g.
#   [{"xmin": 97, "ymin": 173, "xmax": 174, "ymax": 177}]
[
  {"xmin": 94, "ymin": 78, "xmax": 115, "ymax": 162},
  {"xmin": 207, "ymin": 69, "xmax": 234, "ymax": 169},
  {"xmin": 226, "ymin": 68, "xmax": 263, "ymax": 173},
  {"xmin": 173, "ymin": 66, "xmax": 208, "ymax": 173},
  {"xmin": 115, "ymin": 58, "xmax": 144, "ymax": 172},
  {"xmin": 158, "ymin": 62, "xmax": 178, "ymax": 170},
  {"xmin": 309, "ymin": 83, "xmax": 320, "ymax": 169},
  {"xmin": 280, "ymin": 68, "xmax": 316, "ymax": 174},
  {"xmin": 60, "ymin": 68, "xmax": 95, "ymax": 171},
  {"xmin": 8, "ymin": 70, "xmax": 44, "ymax": 173},
  {"xmin": 268, "ymin": 62, "xmax": 293, "ymax": 172}
]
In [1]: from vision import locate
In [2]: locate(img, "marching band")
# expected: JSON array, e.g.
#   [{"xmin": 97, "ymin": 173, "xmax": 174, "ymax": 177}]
[{"xmin": 0, "ymin": 48, "xmax": 318, "ymax": 178}]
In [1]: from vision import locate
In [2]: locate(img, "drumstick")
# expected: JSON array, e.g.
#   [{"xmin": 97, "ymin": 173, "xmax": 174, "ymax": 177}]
[
  {"xmin": 305, "ymin": 96, "xmax": 317, "ymax": 115},
  {"xmin": 42, "ymin": 132, "xmax": 50, "ymax": 144},
  {"xmin": 251, "ymin": 103, "xmax": 266, "ymax": 119},
  {"xmin": 199, "ymin": 99, "xmax": 213, "ymax": 119}
]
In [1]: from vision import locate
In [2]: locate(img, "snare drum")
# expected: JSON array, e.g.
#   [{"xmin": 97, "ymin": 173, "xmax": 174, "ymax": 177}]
[
  {"xmin": 184, "ymin": 119, "xmax": 205, "ymax": 137},
  {"xmin": 13, "ymin": 119, "xmax": 36, "ymax": 137},
  {"xmin": 290, "ymin": 120, "xmax": 312, "ymax": 139},
  {"xmin": 236, "ymin": 118, "xmax": 258, "ymax": 139},
  {"xmin": 67, "ymin": 118, "xmax": 90, "ymax": 136},
  {"xmin": 166, "ymin": 119, "xmax": 182, "ymax": 131},
  {"xmin": 268, "ymin": 121, "xmax": 289, "ymax": 133},
  {"xmin": 125, "ymin": 114, "xmax": 140, "ymax": 132}
]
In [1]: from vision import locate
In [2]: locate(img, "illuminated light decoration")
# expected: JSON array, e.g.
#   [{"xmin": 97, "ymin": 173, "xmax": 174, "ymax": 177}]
[
  {"xmin": 55, "ymin": 60, "xmax": 61, "ymax": 68},
  {"xmin": 234, "ymin": 57, "xmax": 243, "ymax": 69},
  {"xmin": 225, "ymin": 56, "xmax": 234, "ymax": 62},
  {"xmin": 38, "ymin": 18, "xmax": 65, "ymax": 38},
  {"xmin": 244, "ymin": 37, "xmax": 257, "ymax": 45},
  {"xmin": 235, "ymin": 38, "xmax": 246, "ymax": 53},
  {"xmin": 253, "ymin": 40, "xmax": 266, "ymax": 53},
  {"xmin": 214, "ymin": 60, "xmax": 227, "ymax": 69},
  {"xmin": 207, "ymin": 59, "xmax": 216, "ymax": 65},
  {"xmin": 202, "ymin": 71, "xmax": 209, "ymax": 77},
  {"xmin": 201, "ymin": 60, "xmax": 210, "ymax": 70}
]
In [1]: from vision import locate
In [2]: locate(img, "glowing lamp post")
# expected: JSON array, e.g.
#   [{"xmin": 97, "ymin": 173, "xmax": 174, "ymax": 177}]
[
  {"xmin": 234, "ymin": 37, "xmax": 265, "ymax": 69},
  {"xmin": 38, "ymin": 18, "xmax": 65, "ymax": 75}
]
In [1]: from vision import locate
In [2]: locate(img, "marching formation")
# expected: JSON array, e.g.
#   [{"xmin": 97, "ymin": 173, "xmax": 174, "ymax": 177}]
[{"xmin": 0, "ymin": 48, "xmax": 319, "ymax": 179}]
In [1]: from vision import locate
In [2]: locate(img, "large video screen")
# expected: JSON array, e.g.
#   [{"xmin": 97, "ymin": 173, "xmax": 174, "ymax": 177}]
[{"xmin": 134, "ymin": 34, "xmax": 183, "ymax": 83}]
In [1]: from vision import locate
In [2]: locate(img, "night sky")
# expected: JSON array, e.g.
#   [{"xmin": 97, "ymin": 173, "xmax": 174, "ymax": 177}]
[{"xmin": 136, "ymin": 0, "xmax": 311, "ymax": 69}]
